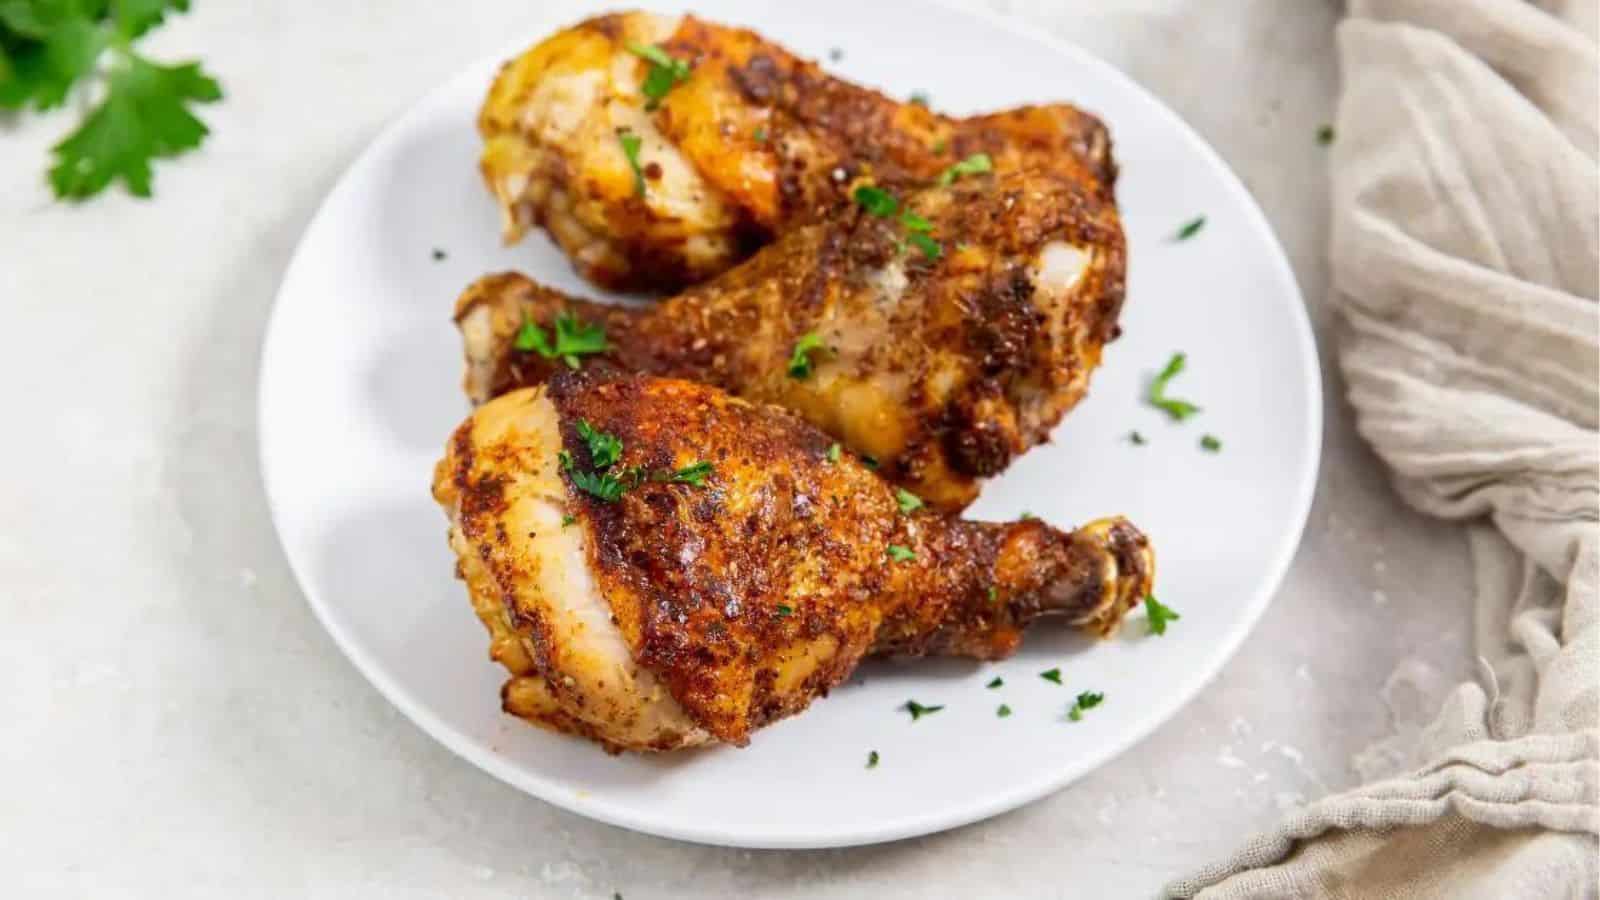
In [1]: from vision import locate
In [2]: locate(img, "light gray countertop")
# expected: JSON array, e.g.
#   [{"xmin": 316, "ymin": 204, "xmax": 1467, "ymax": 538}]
[{"xmin": 0, "ymin": 1, "xmax": 1476, "ymax": 896}]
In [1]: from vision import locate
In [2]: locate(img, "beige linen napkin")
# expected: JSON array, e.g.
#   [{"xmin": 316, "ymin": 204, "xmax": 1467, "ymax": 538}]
[{"xmin": 1168, "ymin": 0, "xmax": 1600, "ymax": 896}]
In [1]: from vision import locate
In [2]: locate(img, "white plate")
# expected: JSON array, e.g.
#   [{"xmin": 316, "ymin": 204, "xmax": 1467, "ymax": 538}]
[{"xmin": 259, "ymin": 0, "xmax": 1320, "ymax": 849}]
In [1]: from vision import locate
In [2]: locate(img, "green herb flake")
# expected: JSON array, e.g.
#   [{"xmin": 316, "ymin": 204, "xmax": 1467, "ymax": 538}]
[
  {"xmin": 618, "ymin": 131, "xmax": 646, "ymax": 197},
  {"xmin": 997, "ymin": 704, "xmax": 1012, "ymax": 718},
  {"xmin": 752, "ymin": 126, "xmax": 767, "ymax": 142},
  {"xmin": 561, "ymin": 514, "xmax": 577, "ymax": 527},
  {"xmin": 667, "ymin": 460, "xmax": 714, "ymax": 486},
  {"xmin": 909, "ymin": 91, "xmax": 930, "ymax": 107},
  {"xmin": 906, "ymin": 231, "xmax": 942, "ymax": 260},
  {"xmin": 775, "ymin": 603, "xmax": 794, "ymax": 617},
  {"xmin": 575, "ymin": 419, "xmax": 623, "ymax": 469},
  {"xmin": 1173, "ymin": 216, "xmax": 1206, "ymax": 241},
  {"xmin": 937, "ymin": 152, "xmax": 993, "ymax": 186},
  {"xmin": 1129, "ymin": 431, "xmax": 1147, "ymax": 445},
  {"xmin": 1148, "ymin": 352, "xmax": 1202, "ymax": 421},
  {"xmin": 986, "ymin": 676, "xmax": 1003, "ymax": 689},
  {"xmin": 861, "ymin": 454, "xmax": 879, "ymax": 470},
  {"xmin": 787, "ymin": 331, "xmax": 827, "ymax": 379},
  {"xmin": 624, "ymin": 42, "xmax": 691, "ymax": 110},
  {"xmin": 1144, "ymin": 595, "xmax": 1181, "ymax": 636},
  {"xmin": 1317, "ymin": 124, "xmax": 1336, "ymax": 145},
  {"xmin": 931, "ymin": 139, "xmax": 948, "ymax": 155},
  {"xmin": 1200, "ymin": 434, "xmax": 1222, "ymax": 452},
  {"xmin": 514, "ymin": 309, "xmax": 610, "ymax": 369},
  {"xmin": 1067, "ymin": 690, "xmax": 1105, "ymax": 722},
  {"xmin": 852, "ymin": 185, "xmax": 897, "ymax": 217},
  {"xmin": 825, "ymin": 442, "xmax": 842, "ymax": 463},
  {"xmin": 1039, "ymin": 667, "xmax": 1062, "ymax": 685},
  {"xmin": 902, "ymin": 699, "xmax": 944, "ymax": 721},
  {"xmin": 431, "ymin": 247, "xmax": 447, "ymax": 261},
  {"xmin": 899, "ymin": 209, "xmax": 933, "ymax": 233},
  {"xmin": 987, "ymin": 585, "xmax": 999, "ymax": 603},
  {"xmin": 866, "ymin": 749, "xmax": 879, "ymax": 768},
  {"xmin": 895, "ymin": 488, "xmax": 924, "ymax": 514},
  {"xmin": 886, "ymin": 544, "xmax": 916, "ymax": 563},
  {"xmin": 567, "ymin": 467, "xmax": 630, "ymax": 503},
  {"xmin": 1018, "ymin": 512, "xmax": 1038, "ymax": 522}
]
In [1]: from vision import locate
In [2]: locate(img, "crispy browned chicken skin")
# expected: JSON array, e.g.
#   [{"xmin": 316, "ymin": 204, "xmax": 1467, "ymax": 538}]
[
  {"xmin": 432, "ymin": 373, "xmax": 1153, "ymax": 752},
  {"xmin": 480, "ymin": 10, "xmax": 1117, "ymax": 291},
  {"xmin": 457, "ymin": 168, "xmax": 1126, "ymax": 511}
]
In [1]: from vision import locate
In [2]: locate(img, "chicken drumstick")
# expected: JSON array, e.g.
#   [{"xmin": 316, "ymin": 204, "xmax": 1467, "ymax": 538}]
[{"xmin": 432, "ymin": 372, "xmax": 1153, "ymax": 752}]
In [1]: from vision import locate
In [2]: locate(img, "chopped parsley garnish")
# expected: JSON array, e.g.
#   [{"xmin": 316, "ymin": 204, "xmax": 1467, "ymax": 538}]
[
  {"xmin": 986, "ymin": 676, "xmax": 1003, "ymax": 689},
  {"xmin": 1018, "ymin": 512, "xmax": 1037, "ymax": 522},
  {"xmin": 1317, "ymin": 124, "xmax": 1336, "ymax": 145},
  {"xmin": 624, "ymin": 42, "xmax": 691, "ymax": 110},
  {"xmin": 1129, "ymin": 431, "xmax": 1147, "ymax": 445},
  {"xmin": 937, "ymin": 152, "xmax": 993, "ymax": 186},
  {"xmin": 560, "ymin": 421, "xmax": 638, "ymax": 501},
  {"xmin": 997, "ymin": 704, "xmax": 1012, "ymax": 718},
  {"xmin": 515, "ymin": 310, "xmax": 609, "ymax": 369},
  {"xmin": 900, "ymin": 209, "xmax": 932, "ymax": 232},
  {"xmin": 1173, "ymin": 216, "xmax": 1206, "ymax": 241},
  {"xmin": 902, "ymin": 699, "xmax": 944, "ymax": 721},
  {"xmin": 752, "ymin": 126, "xmax": 767, "ymax": 142},
  {"xmin": 1144, "ymin": 595, "xmax": 1181, "ymax": 636},
  {"xmin": 861, "ymin": 454, "xmax": 879, "ymax": 470},
  {"xmin": 561, "ymin": 514, "xmax": 576, "ymax": 527},
  {"xmin": 886, "ymin": 544, "xmax": 916, "ymax": 563},
  {"xmin": 909, "ymin": 91, "xmax": 930, "ymax": 106},
  {"xmin": 906, "ymin": 231, "xmax": 942, "ymax": 260},
  {"xmin": 1039, "ymin": 667, "xmax": 1062, "ymax": 685},
  {"xmin": 787, "ymin": 332, "xmax": 827, "ymax": 378},
  {"xmin": 431, "ymin": 248, "xmax": 447, "ymax": 261},
  {"xmin": 1200, "ymin": 434, "xmax": 1222, "ymax": 452},
  {"xmin": 931, "ymin": 138, "xmax": 948, "ymax": 155},
  {"xmin": 852, "ymin": 185, "xmax": 897, "ymax": 217},
  {"xmin": 1148, "ymin": 352, "xmax": 1201, "ymax": 421},
  {"xmin": 825, "ymin": 443, "xmax": 842, "ymax": 463},
  {"xmin": 666, "ymin": 460, "xmax": 713, "ymax": 486},
  {"xmin": 987, "ymin": 585, "xmax": 999, "ymax": 603},
  {"xmin": 575, "ymin": 419, "xmax": 623, "ymax": 468},
  {"xmin": 566, "ymin": 465, "xmax": 632, "ymax": 502},
  {"xmin": 866, "ymin": 749, "xmax": 879, "ymax": 768},
  {"xmin": 775, "ymin": 603, "xmax": 793, "ymax": 617},
  {"xmin": 618, "ymin": 131, "xmax": 646, "ymax": 196},
  {"xmin": 1067, "ymin": 691, "xmax": 1104, "ymax": 722},
  {"xmin": 895, "ymin": 488, "xmax": 924, "ymax": 514}
]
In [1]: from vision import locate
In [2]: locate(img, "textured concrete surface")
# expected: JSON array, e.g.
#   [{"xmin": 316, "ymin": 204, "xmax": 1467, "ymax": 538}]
[{"xmin": 0, "ymin": 1, "xmax": 1477, "ymax": 896}]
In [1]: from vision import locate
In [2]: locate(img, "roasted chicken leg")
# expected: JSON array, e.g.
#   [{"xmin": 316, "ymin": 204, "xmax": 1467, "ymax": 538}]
[
  {"xmin": 432, "ymin": 373, "xmax": 1153, "ymax": 752},
  {"xmin": 480, "ymin": 10, "xmax": 1117, "ymax": 291},
  {"xmin": 456, "ymin": 168, "xmax": 1125, "ymax": 511}
]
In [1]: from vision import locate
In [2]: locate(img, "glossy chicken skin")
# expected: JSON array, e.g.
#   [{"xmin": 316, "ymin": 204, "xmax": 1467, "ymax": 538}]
[
  {"xmin": 432, "ymin": 373, "xmax": 1154, "ymax": 752},
  {"xmin": 480, "ymin": 10, "xmax": 1117, "ymax": 291},
  {"xmin": 456, "ymin": 169, "xmax": 1126, "ymax": 511}
]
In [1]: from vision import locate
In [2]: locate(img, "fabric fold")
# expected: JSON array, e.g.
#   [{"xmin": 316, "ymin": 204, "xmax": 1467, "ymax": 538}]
[{"xmin": 1170, "ymin": 0, "xmax": 1599, "ymax": 896}]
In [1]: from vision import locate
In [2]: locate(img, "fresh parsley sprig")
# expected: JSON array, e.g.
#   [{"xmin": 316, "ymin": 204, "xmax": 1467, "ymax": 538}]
[
  {"xmin": 515, "ymin": 310, "xmax": 609, "ymax": 369},
  {"xmin": 1, "ymin": 0, "xmax": 223, "ymax": 200}
]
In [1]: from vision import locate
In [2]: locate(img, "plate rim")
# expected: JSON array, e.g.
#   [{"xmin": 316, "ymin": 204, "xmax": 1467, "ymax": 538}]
[{"xmin": 257, "ymin": 1, "xmax": 1323, "ymax": 849}]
